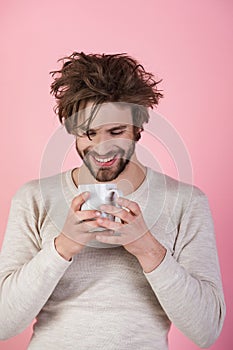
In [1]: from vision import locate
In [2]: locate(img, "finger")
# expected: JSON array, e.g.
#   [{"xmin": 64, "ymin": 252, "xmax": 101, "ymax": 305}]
[
  {"xmin": 62, "ymin": 216, "xmax": 101, "ymax": 237},
  {"xmin": 71, "ymin": 191, "xmax": 90, "ymax": 211},
  {"xmin": 79, "ymin": 219, "xmax": 102, "ymax": 231},
  {"xmin": 100, "ymin": 204, "xmax": 133, "ymax": 223},
  {"xmin": 96, "ymin": 217, "xmax": 123, "ymax": 231},
  {"xmin": 75, "ymin": 229, "xmax": 116, "ymax": 245},
  {"xmin": 62, "ymin": 221, "xmax": 107, "ymax": 243},
  {"xmin": 96, "ymin": 230, "xmax": 144, "ymax": 246},
  {"xmin": 75, "ymin": 210, "xmax": 101, "ymax": 222},
  {"xmin": 117, "ymin": 197, "xmax": 141, "ymax": 216}
]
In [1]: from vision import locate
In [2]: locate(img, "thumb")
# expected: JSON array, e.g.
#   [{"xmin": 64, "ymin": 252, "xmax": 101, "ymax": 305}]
[{"xmin": 71, "ymin": 191, "xmax": 90, "ymax": 212}]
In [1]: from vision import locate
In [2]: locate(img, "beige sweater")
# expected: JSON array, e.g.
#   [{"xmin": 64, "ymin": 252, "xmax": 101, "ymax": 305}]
[{"xmin": 0, "ymin": 167, "xmax": 225, "ymax": 349}]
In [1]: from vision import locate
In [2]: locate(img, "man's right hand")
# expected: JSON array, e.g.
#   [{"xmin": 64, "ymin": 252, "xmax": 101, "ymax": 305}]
[{"xmin": 54, "ymin": 191, "xmax": 102, "ymax": 261}]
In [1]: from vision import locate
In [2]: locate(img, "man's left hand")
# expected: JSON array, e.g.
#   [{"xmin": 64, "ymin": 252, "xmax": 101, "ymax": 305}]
[{"xmin": 95, "ymin": 197, "xmax": 166, "ymax": 272}]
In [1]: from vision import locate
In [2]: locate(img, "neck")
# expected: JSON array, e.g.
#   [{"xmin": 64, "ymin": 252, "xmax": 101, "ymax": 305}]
[{"xmin": 72, "ymin": 155, "xmax": 146, "ymax": 196}]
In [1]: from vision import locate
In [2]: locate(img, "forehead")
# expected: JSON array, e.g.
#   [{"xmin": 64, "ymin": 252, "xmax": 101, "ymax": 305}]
[{"xmin": 79, "ymin": 101, "xmax": 133, "ymax": 129}]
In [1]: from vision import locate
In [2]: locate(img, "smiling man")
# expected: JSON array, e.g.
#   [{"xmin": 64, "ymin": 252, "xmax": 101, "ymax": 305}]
[
  {"xmin": 73, "ymin": 102, "xmax": 138, "ymax": 183},
  {"xmin": 0, "ymin": 52, "xmax": 225, "ymax": 349}
]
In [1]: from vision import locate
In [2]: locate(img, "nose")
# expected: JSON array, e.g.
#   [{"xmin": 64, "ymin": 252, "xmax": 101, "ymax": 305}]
[{"xmin": 92, "ymin": 132, "xmax": 114, "ymax": 155}]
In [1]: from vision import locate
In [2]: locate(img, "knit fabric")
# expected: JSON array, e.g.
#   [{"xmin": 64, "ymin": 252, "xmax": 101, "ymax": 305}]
[{"xmin": 0, "ymin": 167, "xmax": 225, "ymax": 349}]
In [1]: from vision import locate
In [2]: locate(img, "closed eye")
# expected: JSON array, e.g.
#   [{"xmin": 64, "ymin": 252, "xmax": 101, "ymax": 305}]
[
  {"xmin": 86, "ymin": 131, "xmax": 96, "ymax": 137},
  {"xmin": 85, "ymin": 130, "xmax": 124, "ymax": 137},
  {"xmin": 81, "ymin": 130, "xmax": 96, "ymax": 137},
  {"xmin": 80, "ymin": 126, "xmax": 128, "ymax": 138},
  {"xmin": 110, "ymin": 130, "xmax": 124, "ymax": 135}
]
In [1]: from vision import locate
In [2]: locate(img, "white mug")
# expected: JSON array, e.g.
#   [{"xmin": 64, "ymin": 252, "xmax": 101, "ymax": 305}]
[{"xmin": 79, "ymin": 183, "xmax": 122, "ymax": 224}]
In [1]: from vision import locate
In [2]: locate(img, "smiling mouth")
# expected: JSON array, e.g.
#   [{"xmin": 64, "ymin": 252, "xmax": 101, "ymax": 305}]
[{"xmin": 91, "ymin": 155, "xmax": 118, "ymax": 167}]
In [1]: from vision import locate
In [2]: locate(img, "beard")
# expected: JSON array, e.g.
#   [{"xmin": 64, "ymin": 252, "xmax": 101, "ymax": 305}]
[{"xmin": 76, "ymin": 141, "xmax": 136, "ymax": 182}]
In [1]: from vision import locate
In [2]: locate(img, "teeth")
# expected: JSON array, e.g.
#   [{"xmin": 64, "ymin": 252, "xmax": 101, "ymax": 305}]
[{"xmin": 94, "ymin": 156, "xmax": 115, "ymax": 163}]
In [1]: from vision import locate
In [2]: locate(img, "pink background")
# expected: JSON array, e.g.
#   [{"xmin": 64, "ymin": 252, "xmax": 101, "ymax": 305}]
[{"xmin": 0, "ymin": 0, "xmax": 232, "ymax": 349}]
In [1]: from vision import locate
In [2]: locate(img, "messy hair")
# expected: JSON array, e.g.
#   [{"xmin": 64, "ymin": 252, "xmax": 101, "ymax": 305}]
[{"xmin": 50, "ymin": 52, "xmax": 163, "ymax": 138}]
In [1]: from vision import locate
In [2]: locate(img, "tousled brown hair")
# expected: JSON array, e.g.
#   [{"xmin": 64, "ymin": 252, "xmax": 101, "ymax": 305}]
[{"xmin": 50, "ymin": 52, "xmax": 163, "ymax": 138}]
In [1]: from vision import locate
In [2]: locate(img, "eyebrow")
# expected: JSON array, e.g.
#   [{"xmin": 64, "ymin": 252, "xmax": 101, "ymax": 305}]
[{"xmin": 86, "ymin": 125, "xmax": 128, "ymax": 133}]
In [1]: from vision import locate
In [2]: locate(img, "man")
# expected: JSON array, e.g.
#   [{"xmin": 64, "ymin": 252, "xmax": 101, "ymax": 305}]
[{"xmin": 0, "ymin": 52, "xmax": 225, "ymax": 349}]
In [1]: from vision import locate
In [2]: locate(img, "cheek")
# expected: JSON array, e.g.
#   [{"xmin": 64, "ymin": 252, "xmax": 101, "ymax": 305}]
[
  {"xmin": 76, "ymin": 139, "xmax": 89, "ymax": 152},
  {"xmin": 115, "ymin": 138, "xmax": 134, "ymax": 149}
]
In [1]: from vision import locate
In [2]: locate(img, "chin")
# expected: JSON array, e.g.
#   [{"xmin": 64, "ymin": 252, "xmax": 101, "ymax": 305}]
[
  {"xmin": 95, "ymin": 163, "xmax": 130, "ymax": 182},
  {"xmin": 94, "ymin": 172, "xmax": 119, "ymax": 182},
  {"xmin": 83, "ymin": 155, "xmax": 131, "ymax": 182}
]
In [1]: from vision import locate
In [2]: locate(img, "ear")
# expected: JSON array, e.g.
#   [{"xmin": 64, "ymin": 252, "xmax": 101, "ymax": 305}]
[{"xmin": 135, "ymin": 127, "xmax": 143, "ymax": 141}]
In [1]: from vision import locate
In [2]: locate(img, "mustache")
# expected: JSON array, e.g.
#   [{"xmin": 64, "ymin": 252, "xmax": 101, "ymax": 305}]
[{"xmin": 83, "ymin": 147, "xmax": 124, "ymax": 158}]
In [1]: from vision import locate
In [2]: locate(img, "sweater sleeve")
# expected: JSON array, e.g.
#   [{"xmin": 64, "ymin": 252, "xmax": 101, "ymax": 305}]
[
  {"xmin": 143, "ymin": 190, "xmax": 226, "ymax": 348},
  {"xmin": 0, "ymin": 190, "xmax": 72, "ymax": 340}
]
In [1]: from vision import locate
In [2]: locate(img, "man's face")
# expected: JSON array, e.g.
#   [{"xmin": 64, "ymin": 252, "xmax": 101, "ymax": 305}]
[{"xmin": 75, "ymin": 102, "xmax": 137, "ymax": 182}]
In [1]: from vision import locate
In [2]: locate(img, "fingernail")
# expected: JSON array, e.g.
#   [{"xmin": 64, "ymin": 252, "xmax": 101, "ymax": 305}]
[
  {"xmin": 83, "ymin": 191, "xmax": 89, "ymax": 198},
  {"xmin": 95, "ymin": 211, "xmax": 101, "ymax": 216}
]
